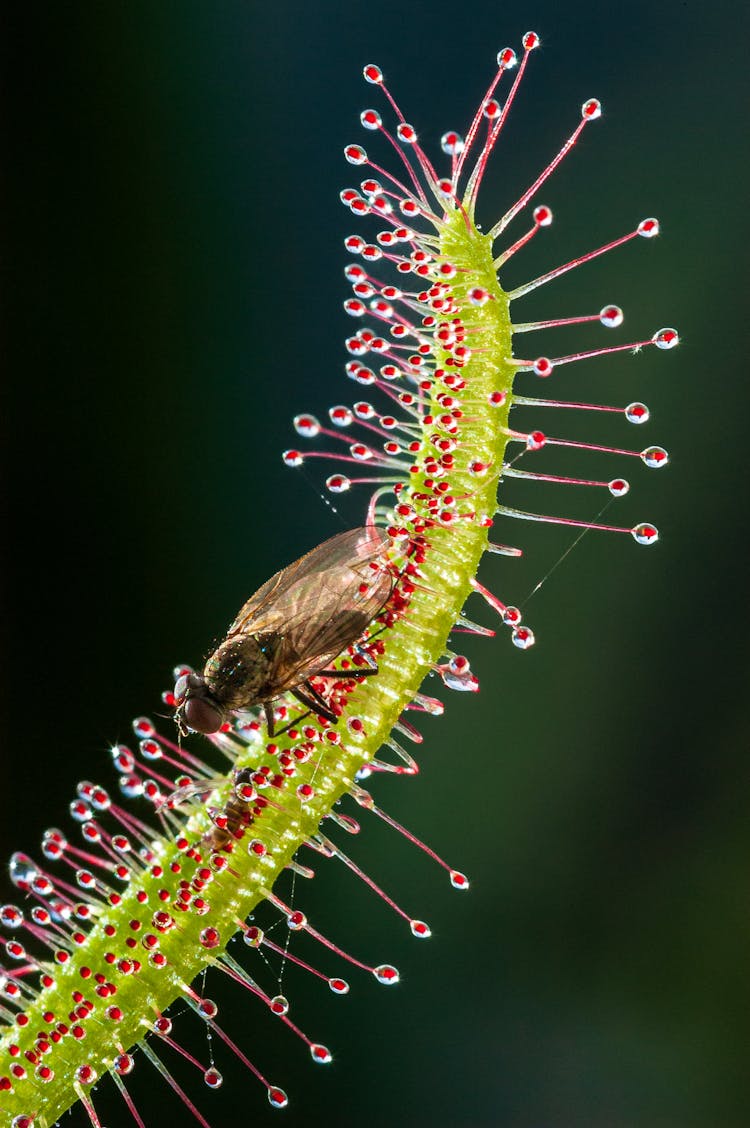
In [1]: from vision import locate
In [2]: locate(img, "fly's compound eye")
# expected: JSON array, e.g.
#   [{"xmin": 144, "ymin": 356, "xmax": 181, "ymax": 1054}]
[
  {"xmin": 174, "ymin": 672, "xmax": 204, "ymax": 705},
  {"xmin": 173, "ymin": 673, "xmax": 223, "ymax": 735},
  {"xmin": 173, "ymin": 674, "xmax": 191, "ymax": 705},
  {"xmin": 182, "ymin": 696, "xmax": 224, "ymax": 735}
]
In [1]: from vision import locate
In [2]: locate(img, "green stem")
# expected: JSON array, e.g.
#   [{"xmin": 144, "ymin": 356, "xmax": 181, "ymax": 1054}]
[{"xmin": 0, "ymin": 211, "xmax": 514, "ymax": 1125}]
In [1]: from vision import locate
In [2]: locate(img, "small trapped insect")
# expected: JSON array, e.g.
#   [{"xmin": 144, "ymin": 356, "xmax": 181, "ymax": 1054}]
[{"xmin": 174, "ymin": 525, "xmax": 393, "ymax": 737}]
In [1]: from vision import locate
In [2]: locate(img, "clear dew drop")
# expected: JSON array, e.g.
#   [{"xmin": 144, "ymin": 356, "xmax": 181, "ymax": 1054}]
[
  {"xmin": 439, "ymin": 657, "xmax": 479, "ymax": 692},
  {"xmin": 374, "ymin": 963, "xmax": 400, "ymax": 985},
  {"xmin": 293, "ymin": 414, "xmax": 321, "ymax": 438},
  {"xmin": 139, "ymin": 739, "xmax": 161, "ymax": 762},
  {"xmin": 243, "ymin": 925, "xmax": 264, "ymax": 948},
  {"xmin": 411, "ymin": 693, "xmax": 445, "ymax": 715},
  {"xmin": 625, "ymin": 401, "xmax": 650, "ymax": 424},
  {"xmin": 497, "ymin": 46, "xmax": 518, "ymax": 67},
  {"xmin": 115, "ymin": 1053, "xmax": 135, "ymax": 1076},
  {"xmin": 119, "ymin": 776, "xmax": 143, "ymax": 799},
  {"xmin": 637, "ymin": 217, "xmax": 660, "ymax": 238},
  {"xmin": 326, "ymin": 474, "xmax": 351, "ymax": 493},
  {"xmin": 599, "ymin": 304, "xmax": 623, "ymax": 327},
  {"xmin": 199, "ymin": 927, "xmax": 221, "ymax": 949},
  {"xmin": 652, "ymin": 327, "xmax": 679, "ymax": 350},
  {"xmin": 1, "ymin": 905, "xmax": 24, "ymax": 929},
  {"xmin": 330, "ymin": 404, "xmax": 354, "ymax": 426},
  {"xmin": 631, "ymin": 522, "xmax": 659, "ymax": 545},
  {"xmin": 640, "ymin": 445, "xmax": 669, "ymax": 469},
  {"xmin": 450, "ymin": 870, "xmax": 470, "ymax": 891},
  {"xmin": 270, "ymin": 995, "xmax": 289, "ymax": 1016},
  {"xmin": 512, "ymin": 626, "xmax": 535, "ymax": 650},
  {"xmin": 608, "ymin": 478, "xmax": 630, "ymax": 497},
  {"xmin": 396, "ymin": 122, "xmax": 417, "ymax": 143},
  {"xmin": 9, "ymin": 854, "xmax": 38, "ymax": 889},
  {"xmin": 410, "ymin": 919, "xmax": 432, "ymax": 939},
  {"xmin": 204, "ymin": 1067, "xmax": 223, "ymax": 1089},
  {"xmin": 328, "ymin": 977, "xmax": 350, "ymax": 995},
  {"xmin": 363, "ymin": 63, "xmax": 383, "ymax": 85},
  {"xmin": 440, "ymin": 130, "xmax": 464, "ymax": 155},
  {"xmin": 74, "ymin": 1064, "xmax": 97, "ymax": 1086},
  {"xmin": 310, "ymin": 1043, "xmax": 333, "ymax": 1065},
  {"xmin": 268, "ymin": 1086, "xmax": 289, "ymax": 1109}
]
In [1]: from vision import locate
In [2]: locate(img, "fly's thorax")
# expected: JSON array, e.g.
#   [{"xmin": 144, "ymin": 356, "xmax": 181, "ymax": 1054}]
[{"xmin": 204, "ymin": 633, "xmax": 276, "ymax": 709}]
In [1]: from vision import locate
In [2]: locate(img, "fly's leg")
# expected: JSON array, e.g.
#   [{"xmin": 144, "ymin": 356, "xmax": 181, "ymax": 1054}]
[
  {"xmin": 292, "ymin": 681, "xmax": 338, "ymax": 724},
  {"xmin": 268, "ymin": 686, "xmax": 337, "ymax": 738},
  {"xmin": 264, "ymin": 700, "xmax": 276, "ymax": 737},
  {"xmin": 316, "ymin": 666, "xmax": 380, "ymax": 678}
]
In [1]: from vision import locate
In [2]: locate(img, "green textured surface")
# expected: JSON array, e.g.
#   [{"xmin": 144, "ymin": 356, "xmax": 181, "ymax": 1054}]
[
  {"xmin": 5, "ymin": 3, "xmax": 748, "ymax": 1126},
  {"xmin": 1, "ymin": 210, "xmax": 517, "ymax": 1123}
]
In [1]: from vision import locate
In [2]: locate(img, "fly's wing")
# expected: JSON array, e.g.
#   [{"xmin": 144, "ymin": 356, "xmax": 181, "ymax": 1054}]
[
  {"xmin": 226, "ymin": 526, "xmax": 392, "ymax": 641},
  {"xmin": 266, "ymin": 574, "xmax": 393, "ymax": 694}
]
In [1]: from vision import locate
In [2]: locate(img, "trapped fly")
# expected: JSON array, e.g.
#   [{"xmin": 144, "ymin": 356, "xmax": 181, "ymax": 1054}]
[{"xmin": 174, "ymin": 526, "xmax": 393, "ymax": 737}]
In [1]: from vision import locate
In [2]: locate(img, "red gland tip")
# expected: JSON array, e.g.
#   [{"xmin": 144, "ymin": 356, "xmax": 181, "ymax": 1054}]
[
  {"xmin": 640, "ymin": 446, "xmax": 669, "ymax": 468},
  {"xmin": 267, "ymin": 1086, "xmax": 289, "ymax": 1109},
  {"xmin": 374, "ymin": 963, "xmax": 400, "ymax": 985},
  {"xmin": 344, "ymin": 144, "xmax": 368, "ymax": 165},
  {"xmin": 441, "ymin": 130, "xmax": 464, "ymax": 155},
  {"xmin": 600, "ymin": 304, "xmax": 624, "ymax": 327},
  {"xmin": 625, "ymin": 402, "xmax": 650, "ymax": 424},
  {"xmin": 512, "ymin": 626, "xmax": 536, "ymax": 650},
  {"xmin": 652, "ymin": 327, "xmax": 679, "ymax": 349},
  {"xmin": 397, "ymin": 122, "xmax": 418, "ymax": 143},
  {"xmin": 631, "ymin": 522, "xmax": 659, "ymax": 545},
  {"xmin": 638, "ymin": 217, "xmax": 660, "ymax": 237},
  {"xmin": 360, "ymin": 108, "xmax": 382, "ymax": 131},
  {"xmin": 582, "ymin": 98, "xmax": 602, "ymax": 120}
]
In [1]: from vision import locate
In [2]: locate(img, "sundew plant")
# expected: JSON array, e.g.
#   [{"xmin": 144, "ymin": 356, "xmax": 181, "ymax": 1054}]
[{"xmin": 0, "ymin": 34, "xmax": 676, "ymax": 1127}]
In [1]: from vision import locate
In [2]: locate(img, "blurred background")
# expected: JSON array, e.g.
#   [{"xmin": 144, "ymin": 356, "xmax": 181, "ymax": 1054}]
[{"xmin": 3, "ymin": 2, "xmax": 749, "ymax": 1125}]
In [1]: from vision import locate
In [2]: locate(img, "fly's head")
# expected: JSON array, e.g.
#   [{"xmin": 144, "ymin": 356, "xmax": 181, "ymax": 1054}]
[{"xmin": 173, "ymin": 671, "xmax": 225, "ymax": 736}]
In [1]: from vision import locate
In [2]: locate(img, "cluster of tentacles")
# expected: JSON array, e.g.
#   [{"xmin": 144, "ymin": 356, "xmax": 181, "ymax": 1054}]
[{"xmin": 0, "ymin": 33, "xmax": 676, "ymax": 1127}]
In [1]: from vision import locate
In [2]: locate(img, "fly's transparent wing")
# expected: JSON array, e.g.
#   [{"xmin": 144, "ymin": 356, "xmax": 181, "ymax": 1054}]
[
  {"xmin": 226, "ymin": 526, "xmax": 392, "ymax": 640},
  {"xmin": 266, "ymin": 577, "xmax": 393, "ymax": 694}
]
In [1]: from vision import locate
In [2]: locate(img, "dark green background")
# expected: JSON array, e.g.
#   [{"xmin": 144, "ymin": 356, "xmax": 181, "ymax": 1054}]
[{"xmin": 4, "ymin": 2, "xmax": 749, "ymax": 1126}]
